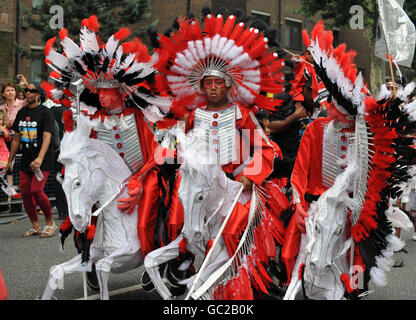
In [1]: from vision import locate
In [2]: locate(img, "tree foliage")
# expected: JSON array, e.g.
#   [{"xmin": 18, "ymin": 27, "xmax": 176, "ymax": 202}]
[
  {"xmin": 24, "ymin": 0, "xmax": 156, "ymax": 43},
  {"xmin": 295, "ymin": 0, "xmax": 416, "ymax": 88}
]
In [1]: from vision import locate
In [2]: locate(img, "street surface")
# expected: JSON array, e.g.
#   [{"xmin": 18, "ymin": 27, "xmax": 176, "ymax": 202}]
[{"xmin": 1, "ymin": 211, "xmax": 415, "ymax": 300}]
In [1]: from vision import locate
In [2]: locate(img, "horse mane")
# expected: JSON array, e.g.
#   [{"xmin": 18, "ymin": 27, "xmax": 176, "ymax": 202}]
[
  {"xmin": 174, "ymin": 127, "xmax": 227, "ymax": 188},
  {"xmin": 59, "ymin": 115, "xmax": 131, "ymax": 183}
]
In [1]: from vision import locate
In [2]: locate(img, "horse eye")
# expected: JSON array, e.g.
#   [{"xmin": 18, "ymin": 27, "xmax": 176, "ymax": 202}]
[{"xmin": 73, "ymin": 179, "xmax": 81, "ymax": 188}]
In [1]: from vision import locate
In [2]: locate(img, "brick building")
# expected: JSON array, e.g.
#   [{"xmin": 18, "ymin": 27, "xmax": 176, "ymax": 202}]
[
  {"xmin": 0, "ymin": 0, "xmax": 45, "ymax": 87},
  {"xmin": 1, "ymin": 0, "xmax": 389, "ymax": 93}
]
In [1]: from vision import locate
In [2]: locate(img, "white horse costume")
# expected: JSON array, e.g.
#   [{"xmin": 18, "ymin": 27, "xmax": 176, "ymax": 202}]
[
  {"xmin": 284, "ymin": 160, "xmax": 359, "ymax": 300},
  {"xmin": 144, "ymin": 128, "xmax": 244, "ymax": 300},
  {"xmin": 42, "ymin": 115, "xmax": 143, "ymax": 300}
]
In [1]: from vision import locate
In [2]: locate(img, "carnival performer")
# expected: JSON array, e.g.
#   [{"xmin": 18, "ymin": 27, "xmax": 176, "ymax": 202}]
[
  {"xmin": 41, "ymin": 15, "xmax": 184, "ymax": 288},
  {"xmin": 149, "ymin": 7, "xmax": 296, "ymax": 265},
  {"xmin": 281, "ymin": 21, "xmax": 416, "ymax": 299}
]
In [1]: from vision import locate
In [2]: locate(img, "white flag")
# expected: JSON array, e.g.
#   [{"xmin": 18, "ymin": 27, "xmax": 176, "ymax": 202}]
[{"xmin": 374, "ymin": 0, "xmax": 416, "ymax": 67}]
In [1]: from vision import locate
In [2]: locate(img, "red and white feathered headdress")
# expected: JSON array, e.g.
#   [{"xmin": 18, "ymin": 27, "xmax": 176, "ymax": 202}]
[
  {"xmin": 303, "ymin": 21, "xmax": 416, "ymax": 295},
  {"xmin": 302, "ymin": 21, "xmax": 369, "ymax": 118},
  {"xmin": 153, "ymin": 11, "xmax": 289, "ymax": 116},
  {"xmin": 42, "ymin": 15, "xmax": 171, "ymax": 122}
]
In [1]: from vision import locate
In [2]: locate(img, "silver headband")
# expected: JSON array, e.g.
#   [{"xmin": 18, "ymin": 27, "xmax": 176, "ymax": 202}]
[{"xmin": 201, "ymin": 69, "xmax": 232, "ymax": 87}]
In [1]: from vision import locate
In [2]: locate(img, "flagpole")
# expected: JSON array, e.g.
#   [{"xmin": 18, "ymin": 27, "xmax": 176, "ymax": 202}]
[
  {"xmin": 387, "ymin": 55, "xmax": 397, "ymax": 98},
  {"xmin": 376, "ymin": 0, "xmax": 397, "ymax": 98}
]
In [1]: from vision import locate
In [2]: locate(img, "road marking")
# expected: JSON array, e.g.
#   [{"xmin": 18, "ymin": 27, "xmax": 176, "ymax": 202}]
[
  {"xmin": 77, "ymin": 284, "xmax": 144, "ymax": 300},
  {"xmin": 76, "ymin": 280, "xmax": 168, "ymax": 300}
]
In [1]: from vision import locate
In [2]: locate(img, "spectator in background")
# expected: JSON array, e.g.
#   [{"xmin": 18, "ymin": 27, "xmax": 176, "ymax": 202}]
[
  {"xmin": 17, "ymin": 90, "xmax": 25, "ymax": 101},
  {"xmin": 1, "ymin": 83, "xmax": 26, "ymax": 209},
  {"xmin": 6, "ymin": 83, "xmax": 57, "ymax": 238},
  {"xmin": 15, "ymin": 74, "xmax": 28, "ymax": 93},
  {"xmin": 1, "ymin": 83, "xmax": 26, "ymax": 129}
]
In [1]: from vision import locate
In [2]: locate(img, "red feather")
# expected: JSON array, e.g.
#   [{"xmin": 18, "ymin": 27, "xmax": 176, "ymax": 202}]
[
  {"xmin": 247, "ymin": 255, "xmax": 268, "ymax": 294},
  {"xmin": 114, "ymin": 27, "xmax": 131, "ymax": 41},
  {"xmin": 87, "ymin": 15, "xmax": 100, "ymax": 32},
  {"xmin": 59, "ymin": 28, "xmax": 68, "ymax": 40},
  {"xmin": 221, "ymin": 15, "xmax": 236, "ymax": 37},
  {"xmin": 44, "ymin": 37, "xmax": 56, "ymax": 56},
  {"xmin": 302, "ymin": 29, "xmax": 311, "ymax": 47},
  {"xmin": 60, "ymin": 216, "xmax": 73, "ymax": 233},
  {"xmin": 229, "ymin": 22, "xmax": 245, "ymax": 40},
  {"xmin": 41, "ymin": 81, "xmax": 56, "ymax": 98},
  {"xmin": 63, "ymin": 110, "xmax": 74, "ymax": 132},
  {"xmin": 311, "ymin": 20, "xmax": 325, "ymax": 42},
  {"xmin": 248, "ymin": 36, "xmax": 268, "ymax": 59},
  {"xmin": 179, "ymin": 237, "xmax": 188, "ymax": 255},
  {"xmin": 86, "ymin": 224, "xmax": 96, "ymax": 240},
  {"xmin": 340, "ymin": 273, "xmax": 354, "ymax": 293},
  {"xmin": 213, "ymin": 14, "xmax": 224, "ymax": 35},
  {"xmin": 49, "ymin": 71, "xmax": 61, "ymax": 79},
  {"xmin": 203, "ymin": 14, "xmax": 216, "ymax": 36}
]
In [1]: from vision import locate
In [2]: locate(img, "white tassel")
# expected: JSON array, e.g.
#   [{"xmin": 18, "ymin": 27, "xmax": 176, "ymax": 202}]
[
  {"xmin": 219, "ymin": 39, "xmax": 236, "ymax": 58},
  {"xmin": 223, "ymin": 45, "xmax": 243, "ymax": 61},
  {"xmin": 204, "ymin": 37, "xmax": 212, "ymax": 57},
  {"xmin": 171, "ymin": 64, "xmax": 192, "ymax": 76},
  {"xmin": 195, "ymin": 40, "xmax": 206, "ymax": 61},
  {"xmin": 211, "ymin": 34, "xmax": 221, "ymax": 56}
]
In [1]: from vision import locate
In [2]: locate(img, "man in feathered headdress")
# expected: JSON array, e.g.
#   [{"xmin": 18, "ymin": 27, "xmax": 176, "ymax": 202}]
[
  {"xmin": 281, "ymin": 21, "xmax": 415, "ymax": 299},
  {"xmin": 150, "ymin": 8, "xmax": 294, "ymax": 289},
  {"xmin": 42, "ymin": 15, "xmax": 184, "ymax": 289}
]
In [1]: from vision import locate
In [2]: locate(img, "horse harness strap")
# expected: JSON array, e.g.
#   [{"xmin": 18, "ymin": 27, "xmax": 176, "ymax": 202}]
[{"xmin": 92, "ymin": 175, "xmax": 133, "ymax": 217}]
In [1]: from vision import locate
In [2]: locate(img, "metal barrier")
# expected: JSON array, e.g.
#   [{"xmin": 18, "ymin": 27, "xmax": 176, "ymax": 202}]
[{"xmin": 0, "ymin": 153, "xmax": 57, "ymax": 207}]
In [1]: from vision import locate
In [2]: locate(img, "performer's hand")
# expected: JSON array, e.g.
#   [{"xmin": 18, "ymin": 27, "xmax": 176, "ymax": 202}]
[
  {"xmin": 294, "ymin": 102, "xmax": 307, "ymax": 120},
  {"xmin": 239, "ymin": 175, "xmax": 253, "ymax": 192},
  {"xmin": 118, "ymin": 186, "xmax": 142, "ymax": 215},
  {"xmin": 295, "ymin": 203, "xmax": 309, "ymax": 234}
]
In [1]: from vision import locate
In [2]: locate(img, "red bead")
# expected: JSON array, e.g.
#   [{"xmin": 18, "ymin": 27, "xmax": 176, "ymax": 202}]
[
  {"xmin": 340, "ymin": 154, "xmax": 346, "ymax": 159},
  {"xmin": 213, "ymin": 113, "xmax": 219, "ymax": 119},
  {"xmin": 115, "ymin": 133, "xmax": 120, "ymax": 140},
  {"xmin": 117, "ymin": 143, "xmax": 123, "ymax": 149},
  {"xmin": 113, "ymin": 126, "xmax": 118, "ymax": 130},
  {"xmin": 212, "ymin": 138, "xmax": 218, "ymax": 144},
  {"xmin": 340, "ymin": 165, "xmax": 346, "ymax": 170},
  {"xmin": 119, "ymin": 152, "xmax": 125, "ymax": 158},
  {"xmin": 340, "ymin": 135, "xmax": 346, "ymax": 142},
  {"xmin": 340, "ymin": 145, "xmax": 347, "ymax": 151},
  {"xmin": 212, "ymin": 121, "xmax": 218, "ymax": 127},
  {"xmin": 212, "ymin": 129, "xmax": 218, "ymax": 135}
]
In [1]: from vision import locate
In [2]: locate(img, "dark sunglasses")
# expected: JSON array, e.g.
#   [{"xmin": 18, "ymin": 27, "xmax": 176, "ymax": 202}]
[{"xmin": 24, "ymin": 88, "xmax": 39, "ymax": 94}]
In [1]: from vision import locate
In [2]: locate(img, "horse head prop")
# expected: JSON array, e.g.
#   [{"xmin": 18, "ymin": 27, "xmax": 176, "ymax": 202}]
[{"xmin": 58, "ymin": 115, "xmax": 132, "ymax": 232}]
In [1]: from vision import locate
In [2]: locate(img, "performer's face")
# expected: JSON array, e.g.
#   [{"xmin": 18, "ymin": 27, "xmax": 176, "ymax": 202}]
[
  {"xmin": 201, "ymin": 76, "xmax": 229, "ymax": 106},
  {"xmin": 304, "ymin": 50, "xmax": 314, "ymax": 64},
  {"xmin": 97, "ymin": 88, "xmax": 123, "ymax": 111}
]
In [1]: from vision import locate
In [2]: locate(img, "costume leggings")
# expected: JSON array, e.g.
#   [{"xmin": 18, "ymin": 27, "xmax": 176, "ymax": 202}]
[
  {"xmin": 138, "ymin": 169, "xmax": 184, "ymax": 258},
  {"xmin": 19, "ymin": 171, "xmax": 52, "ymax": 223}
]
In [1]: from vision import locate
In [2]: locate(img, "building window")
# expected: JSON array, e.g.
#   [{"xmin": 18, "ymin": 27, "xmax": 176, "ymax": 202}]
[
  {"xmin": 285, "ymin": 19, "xmax": 302, "ymax": 51},
  {"xmin": 32, "ymin": 0, "xmax": 43, "ymax": 8},
  {"xmin": 31, "ymin": 47, "xmax": 48, "ymax": 86},
  {"xmin": 251, "ymin": 10, "xmax": 271, "ymax": 25}
]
